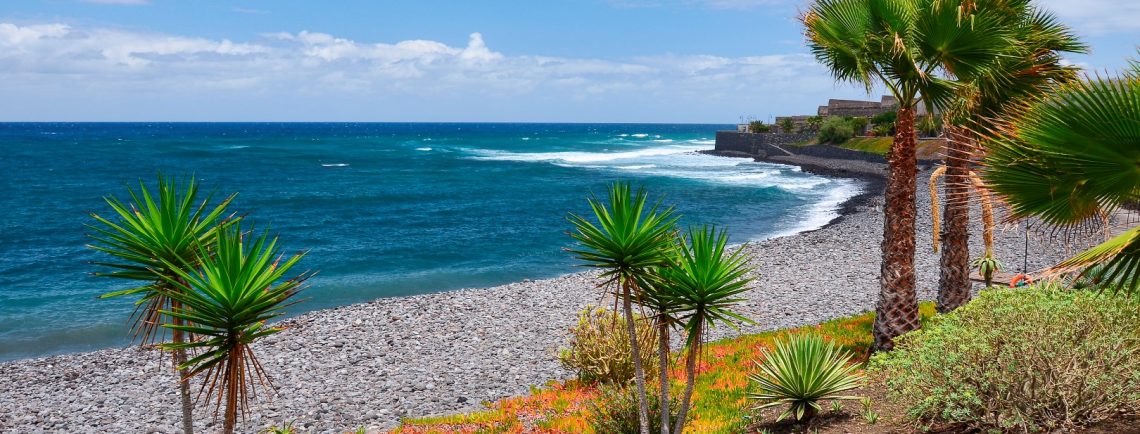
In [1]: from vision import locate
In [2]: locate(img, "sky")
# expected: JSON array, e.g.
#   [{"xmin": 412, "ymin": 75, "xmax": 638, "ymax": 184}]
[{"xmin": 0, "ymin": 0, "xmax": 1136, "ymax": 123}]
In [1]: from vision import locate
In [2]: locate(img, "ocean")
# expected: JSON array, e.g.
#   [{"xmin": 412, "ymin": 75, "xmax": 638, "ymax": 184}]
[{"xmin": 0, "ymin": 122, "xmax": 860, "ymax": 361}]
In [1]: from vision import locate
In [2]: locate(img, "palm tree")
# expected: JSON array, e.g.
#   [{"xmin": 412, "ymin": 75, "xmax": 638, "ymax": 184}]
[
  {"xmin": 568, "ymin": 183, "xmax": 679, "ymax": 434},
  {"xmin": 930, "ymin": 0, "xmax": 1085, "ymax": 312},
  {"xmin": 160, "ymin": 226, "xmax": 308, "ymax": 434},
  {"xmin": 803, "ymin": 0, "xmax": 1008, "ymax": 350},
  {"xmin": 88, "ymin": 175, "xmax": 237, "ymax": 434},
  {"xmin": 807, "ymin": 116, "xmax": 824, "ymax": 134},
  {"xmin": 659, "ymin": 226, "xmax": 754, "ymax": 433},
  {"xmin": 983, "ymin": 63, "xmax": 1140, "ymax": 294}
]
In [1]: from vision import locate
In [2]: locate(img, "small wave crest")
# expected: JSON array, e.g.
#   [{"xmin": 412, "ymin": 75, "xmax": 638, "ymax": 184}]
[
  {"xmin": 322, "ymin": 163, "xmax": 349, "ymax": 167},
  {"xmin": 415, "ymin": 147, "xmax": 432, "ymax": 152},
  {"xmin": 466, "ymin": 144, "xmax": 705, "ymax": 164}
]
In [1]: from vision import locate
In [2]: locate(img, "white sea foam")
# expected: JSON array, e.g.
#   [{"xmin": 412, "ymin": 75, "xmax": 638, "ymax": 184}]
[
  {"xmin": 652, "ymin": 139, "xmax": 674, "ymax": 143},
  {"xmin": 689, "ymin": 139, "xmax": 715, "ymax": 145},
  {"xmin": 322, "ymin": 163, "xmax": 349, "ymax": 167},
  {"xmin": 631, "ymin": 133, "xmax": 649, "ymax": 138},
  {"xmin": 616, "ymin": 165, "xmax": 656, "ymax": 170},
  {"xmin": 467, "ymin": 144, "xmax": 706, "ymax": 164},
  {"xmin": 521, "ymin": 137, "xmax": 531, "ymax": 141},
  {"xmin": 416, "ymin": 147, "xmax": 433, "ymax": 151},
  {"xmin": 766, "ymin": 180, "xmax": 863, "ymax": 239}
]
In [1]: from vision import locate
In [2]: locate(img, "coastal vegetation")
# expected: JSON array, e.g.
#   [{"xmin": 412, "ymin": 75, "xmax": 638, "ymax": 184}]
[
  {"xmin": 569, "ymin": 184, "xmax": 755, "ymax": 434},
  {"xmin": 870, "ymin": 286, "xmax": 1140, "ymax": 432},
  {"xmin": 748, "ymin": 120, "xmax": 771, "ymax": 133},
  {"xmin": 89, "ymin": 175, "xmax": 308, "ymax": 434},
  {"xmin": 930, "ymin": 0, "xmax": 1084, "ymax": 312},
  {"xmin": 748, "ymin": 333, "xmax": 864, "ymax": 422},
  {"xmin": 568, "ymin": 183, "xmax": 680, "ymax": 433},
  {"xmin": 160, "ymin": 226, "xmax": 308, "ymax": 434},
  {"xmin": 559, "ymin": 307, "xmax": 659, "ymax": 385},
  {"xmin": 815, "ymin": 116, "xmax": 856, "ymax": 144},
  {"xmin": 88, "ymin": 175, "xmax": 238, "ymax": 434},
  {"xmin": 393, "ymin": 305, "xmax": 938, "ymax": 434},
  {"xmin": 982, "ymin": 60, "xmax": 1140, "ymax": 294}
]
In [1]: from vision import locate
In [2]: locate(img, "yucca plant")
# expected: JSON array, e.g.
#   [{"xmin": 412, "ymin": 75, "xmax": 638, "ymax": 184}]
[
  {"xmin": 659, "ymin": 226, "xmax": 754, "ymax": 433},
  {"xmin": 160, "ymin": 225, "xmax": 308, "ymax": 434},
  {"xmin": 568, "ymin": 183, "xmax": 679, "ymax": 434},
  {"xmin": 88, "ymin": 174, "xmax": 237, "ymax": 434},
  {"xmin": 749, "ymin": 333, "xmax": 864, "ymax": 422},
  {"xmin": 970, "ymin": 254, "xmax": 1003, "ymax": 288}
]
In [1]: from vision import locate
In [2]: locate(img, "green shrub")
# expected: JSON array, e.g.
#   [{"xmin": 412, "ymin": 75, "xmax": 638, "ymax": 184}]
[
  {"xmin": 869, "ymin": 285, "xmax": 1140, "ymax": 432},
  {"xmin": 559, "ymin": 307, "xmax": 658, "ymax": 385},
  {"xmin": 748, "ymin": 333, "xmax": 864, "ymax": 421},
  {"xmin": 816, "ymin": 116, "xmax": 855, "ymax": 144},
  {"xmin": 588, "ymin": 384, "xmax": 679, "ymax": 434},
  {"xmin": 849, "ymin": 116, "xmax": 869, "ymax": 135},
  {"xmin": 749, "ymin": 120, "xmax": 771, "ymax": 133},
  {"xmin": 778, "ymin": 117, "xmax": 796, "ymax": 133},
  {"xmin": 917, "ymin": 115, "xmax": 940, "ymax": 137},
  {"xmin": 871, "ymin": 110, "xmax": 897, "ymax": 127}
]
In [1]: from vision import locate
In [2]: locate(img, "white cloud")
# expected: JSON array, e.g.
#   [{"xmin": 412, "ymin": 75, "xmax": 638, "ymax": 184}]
[
  {"xmin": 1036, "ymin": 0, "xmax": 1140, "ymax": 35},
  {"xmin": 0, "ymin": 21, "xmax": 864, "ymax": 121}
]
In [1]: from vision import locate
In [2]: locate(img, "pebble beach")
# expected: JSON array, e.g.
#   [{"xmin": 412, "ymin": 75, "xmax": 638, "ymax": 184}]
[{"xmin": 0, "ymin": 158, "xmax": 1079, "ymax": 434}]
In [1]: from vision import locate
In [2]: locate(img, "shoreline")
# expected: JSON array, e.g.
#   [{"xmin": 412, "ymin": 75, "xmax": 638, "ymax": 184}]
[
  {"xmin": 0, "ymin": 152, "xmax": 1074, "ymax": 433},
  {"xmin": 0, "ymin": 150, "xmax": 877, "ymax": 365}
]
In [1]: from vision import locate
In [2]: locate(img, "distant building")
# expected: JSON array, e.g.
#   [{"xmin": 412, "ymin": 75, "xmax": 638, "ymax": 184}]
[{"xmin": 818, "ymin": 95, "xmax": 898, "ymax": 117}]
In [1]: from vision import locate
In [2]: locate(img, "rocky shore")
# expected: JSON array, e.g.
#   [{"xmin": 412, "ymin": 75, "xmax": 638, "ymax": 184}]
[{"xmin": 0, "ymin": 155, "xmax": 1077, "ymax": 434}]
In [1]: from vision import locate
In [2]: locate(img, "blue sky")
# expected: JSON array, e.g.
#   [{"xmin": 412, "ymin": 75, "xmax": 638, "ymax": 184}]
[{"xmin": 0, "ymin": 0, "xmax": 1135, "ymax": 122}]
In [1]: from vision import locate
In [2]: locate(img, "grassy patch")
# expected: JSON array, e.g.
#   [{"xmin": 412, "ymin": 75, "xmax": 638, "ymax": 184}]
[
  {"xmin": 838, "ymin": 137, "xmax": 892, "ymax": 155},
  {"xmin": 390, "ymin": 304, "xmax": 937, "ymax": 434},
  {"xmin": 837, "ymin": 137, "xmax": 945, "ymax": 159}
]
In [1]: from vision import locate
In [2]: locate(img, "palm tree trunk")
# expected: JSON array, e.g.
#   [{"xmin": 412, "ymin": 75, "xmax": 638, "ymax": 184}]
[
  {"xmin": 937, "ymin": 125, "xmax": 972, "ymax": 313},
  {"xmin": 872, "ymin": 107, "xmax": 922, "ymax": 352},
  {"xmin": 622, "ymin": 282, "xmax": 651, "ymax": 434},
  {"xmin": 171, "ymin": 300, "xmax": 195, "ymax": 434},
  {"xmin": 672, "ymin": 320, "xmax": 702, "ymax": 434},
  {"xmin": 656, "ymin": 318, "xmax": 671, "ymax": 434}
]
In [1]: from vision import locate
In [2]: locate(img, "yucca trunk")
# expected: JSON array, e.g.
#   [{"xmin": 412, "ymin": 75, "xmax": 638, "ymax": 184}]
[
  {"xmin": 171, "ymin": 300, "xmax": 195, "ymax": 434},
  {"xmin": 672, "ymin": 319, "xmax": 702, "ymax": 433},
  {"xmin": 621, "ymin": 282, "xmax": 651, "ymax": 434},
  {"xmin": 937, "ymin": 126, "xmax": 973, "ymax": 313},
  {"xmin": 656, "ymin": 319, "xmax": 671, "ymax": 434},
  {"xmin": 872, "ymin": 107, "xmax": 921, "ymax": 351},
  {"xmin": 222, "ymin": 344, "xmax": 243, "ymax": 434}
]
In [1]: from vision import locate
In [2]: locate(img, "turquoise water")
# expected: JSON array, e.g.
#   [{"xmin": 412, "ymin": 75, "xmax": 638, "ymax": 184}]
[{"xmin": 0, "ymin": 123, "xmax": 860, "ymax": 361}]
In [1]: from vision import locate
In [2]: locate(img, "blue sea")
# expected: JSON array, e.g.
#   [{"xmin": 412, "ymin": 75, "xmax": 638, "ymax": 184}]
[{"xmin": 0, "ymin": 123, "xmax": 860, "ymax": 361}]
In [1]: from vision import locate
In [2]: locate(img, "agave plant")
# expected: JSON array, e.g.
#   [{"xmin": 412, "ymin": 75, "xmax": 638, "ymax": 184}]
[
  {"xmin": 749, "ymin": 333, "xmax": 864, "ymax": 422},
  {"xmin": 160, "ymin": 225, "xmax": 308, "ymax": 434},
  {"xmin": 88, "ymin": 174, "xmax": 237, "ymax": 434},
  {"xmin": 659, "ymin": 226, "xmax": 754, "ymax": 433},
  {"xmin": 983, "ymin": 62, "xmax": 1140, "ymax": 295},
  {"xmin": 568, "ymin": 183, "xmax": 679, "ymax": 434}
]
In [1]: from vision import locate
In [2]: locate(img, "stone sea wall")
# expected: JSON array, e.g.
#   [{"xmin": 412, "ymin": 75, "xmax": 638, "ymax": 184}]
[{"xmin": 712, "ymin": 131, "xmax": 815, "ymax": 157}]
